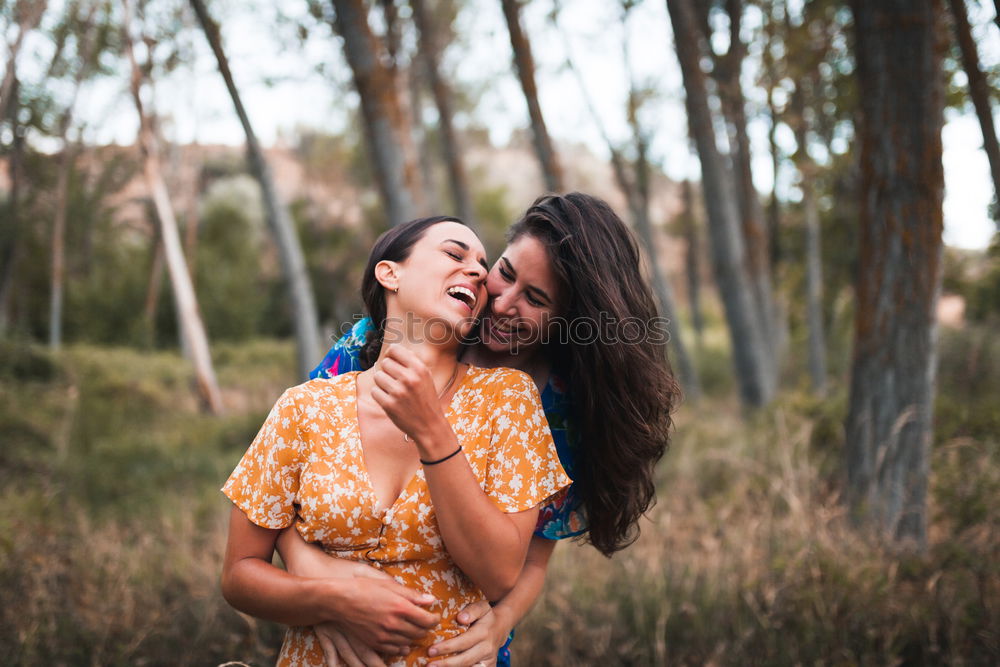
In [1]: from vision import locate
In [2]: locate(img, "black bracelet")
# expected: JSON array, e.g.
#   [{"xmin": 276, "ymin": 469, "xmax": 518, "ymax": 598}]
[{"xmin": 420, "ymin": 445, "xmax": 463, "ymax": 466}]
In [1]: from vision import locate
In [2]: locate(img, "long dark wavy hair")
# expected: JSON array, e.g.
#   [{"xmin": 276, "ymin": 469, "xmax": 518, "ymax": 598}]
[
  {"xmin": 508, "ymin": 193, "xmax": 680, "ymax": 557},
  {"xmin": 358, "ymin": 216, "xmax": 466, "ymax": 369}
]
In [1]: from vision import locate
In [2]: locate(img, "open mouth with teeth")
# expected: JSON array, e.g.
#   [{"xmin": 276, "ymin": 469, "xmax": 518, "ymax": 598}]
[{"xmin": 446, "ymin": 285, "xmax": 477, "ymax": 311}]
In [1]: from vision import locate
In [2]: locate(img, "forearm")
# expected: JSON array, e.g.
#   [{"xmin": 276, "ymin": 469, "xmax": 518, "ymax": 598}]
[
  {"xmin": 222, "ymin": 556, "xmax": 340, "ymax": 627},
  {"xmin": 276, "ymin": 525, "xmax": 357, "ymax": 578},
  {"xmin": 417, "ymin": 421, "xmax": 533, "ymax": 600},
  {"xmin": 489, "ymin": 536, "xmax": 555, "ymax": 635}
]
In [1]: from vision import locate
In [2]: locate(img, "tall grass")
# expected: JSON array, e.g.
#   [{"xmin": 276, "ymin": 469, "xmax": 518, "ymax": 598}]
[{"xmin": 0, "ymin": 327, "xmax": 996, "ymax": 665}]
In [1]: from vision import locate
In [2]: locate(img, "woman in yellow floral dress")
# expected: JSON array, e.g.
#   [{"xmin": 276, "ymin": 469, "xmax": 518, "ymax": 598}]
[{"xmin": 220, "ymin": 216, "xmax": 571, "ymax": 666}]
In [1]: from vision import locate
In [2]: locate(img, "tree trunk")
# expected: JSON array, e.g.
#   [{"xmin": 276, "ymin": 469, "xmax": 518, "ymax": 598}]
[
  {"xmin": 948, "ymin": 0, "xmax": 1000, "ymax": 208},
  {"xmin": 666, "ymin": 0, "xmax": 775, "ymax": 407},
  {"xmin": 500, "ymin": 0, "xmax": 563, "ymax": 192},
  {"xmin": 846, "ymin": 0, "xmax": 944, "ymax": 549},
  {"xmin": 681, "ymin": 179, "xmax": 704, "ymax": 346},
  {"xmin": 629, "ymin": 140, "xmax": 701, "ymax": 401},
  {"xmin": 800, "ymin": 162, "xmax": 827, "ymax": 397},
  {"xmin": 0, "ymin": 77, "xmax": 23, "ymax": 335},
  {"xmin": 409, "ymin": 58, "xmax": 442, "ymax": 212},
  {"xmin": 190, "ymin": 0, "xmax": 322, "ymax": 380},
  {"xmin": 124, "ymin": 0, "xmax": 223, "ymax": 414},
  {"xmin": 0, "ymin": 0, "xmax": 47, "ymax": 122},
  {"xmin": 791, "ymin": 83, "xmax": 828, "ymax": 397},
  {"xmin": 49, "ymin": 5, "xmax": 99, "ymax": 350},
  {"xmin": 714, "ymin": 0, "xmax": 779, "ymax": 381},
  {"xmin": 143, "ymin": 232, "xmax": 165, "ymax": 345},
  {"xmin": 411, "ymin": 0, "xmax": 476, "ymax": 226},
  {"xmin": 330, "ymin": 0, "xmax": 424, "ymax": 226}
]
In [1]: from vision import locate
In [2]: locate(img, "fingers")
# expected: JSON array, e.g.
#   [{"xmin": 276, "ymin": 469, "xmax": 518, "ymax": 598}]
[
  {"xmin": 330, "ymin": 629, "xmax": 366, "ymax": 667},
  {"xmin": 428, "ymin": 642, "xmax": 497, "ymax": 667},
  {"xmin": 315, "ymin": 626, "xmax": 342, "ymax": 667},
  {"xmin": 426, "ymin": 620, "xmax": 489, "ymax": 659},
  {"xmin": 345, "ymin": 632, "xmax": 391, "ymax": 667},
  {"xmin": 456, "ymin": 600, "xmax": 492, "ymax": 626}
]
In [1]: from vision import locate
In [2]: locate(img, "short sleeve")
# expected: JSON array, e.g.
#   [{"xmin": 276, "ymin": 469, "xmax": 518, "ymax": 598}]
[
  {"xmin": 485, "ymin": 371, "xmax": 572, "ymax": 514},
  {"xmin": 221, "ymin": 389, "xmax": 307, "ymax": 529},
  {"xmin": 310, "ymin": 318, "xmax": 373, "ymax": 379}
]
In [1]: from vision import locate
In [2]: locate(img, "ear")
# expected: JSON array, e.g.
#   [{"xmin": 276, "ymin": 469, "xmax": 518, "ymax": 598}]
[{"xmin": 374, "ymin": 260, "xmax": 400, "ymax": 293}]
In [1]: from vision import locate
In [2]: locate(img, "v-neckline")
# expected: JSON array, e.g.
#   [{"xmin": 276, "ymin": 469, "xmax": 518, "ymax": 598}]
[{"xmin": 350, "ymin": 365, "xmax": 474, "ymax": 516}]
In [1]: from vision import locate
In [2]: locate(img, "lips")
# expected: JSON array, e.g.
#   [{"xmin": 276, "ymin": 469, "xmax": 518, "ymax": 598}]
[
  {"xmin": 485, "ymin": 316, "xmax": 516, "ymax": 341},
  {"xmin": 446, "ymin": 284, "xmax": 477, "ymax": 311}
]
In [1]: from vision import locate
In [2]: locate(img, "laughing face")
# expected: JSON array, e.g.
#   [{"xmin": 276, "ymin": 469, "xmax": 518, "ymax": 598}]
[
  {"xmin": 479, "ymin": 234, "xmax": 563, "ymax": 357},
  {"xmin": 381, "ymin": 221, "xmax": 489, "ymax": 341}
]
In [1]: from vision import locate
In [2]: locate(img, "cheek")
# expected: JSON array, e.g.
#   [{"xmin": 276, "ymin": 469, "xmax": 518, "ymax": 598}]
[{"xmin": 485, "ymin": 272, "xmax": 505, "ymax": 299}]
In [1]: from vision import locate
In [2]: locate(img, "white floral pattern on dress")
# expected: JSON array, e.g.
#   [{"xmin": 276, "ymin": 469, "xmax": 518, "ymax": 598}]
[{"xmin": 223, "ymin": 365, "xmax": 570, "ymax": 666}]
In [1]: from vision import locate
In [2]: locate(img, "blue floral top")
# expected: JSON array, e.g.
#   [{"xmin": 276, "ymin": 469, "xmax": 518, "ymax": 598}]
[{"xmin": 310, "ymin": 318, "xmax": 587, "ymax": 540}]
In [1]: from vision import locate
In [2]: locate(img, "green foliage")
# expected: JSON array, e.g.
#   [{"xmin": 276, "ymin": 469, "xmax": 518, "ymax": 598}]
[{"xmin": 0, "ymin": 341, "xmax": 295, "ymax": 664}]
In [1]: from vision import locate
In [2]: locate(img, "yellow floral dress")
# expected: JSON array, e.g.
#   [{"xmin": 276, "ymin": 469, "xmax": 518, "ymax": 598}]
[{"xmin": 222, "ymin": 365, "xmax": 571, "ymax": 666}]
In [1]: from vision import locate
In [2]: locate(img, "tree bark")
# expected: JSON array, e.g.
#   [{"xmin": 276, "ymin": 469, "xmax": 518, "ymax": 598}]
[
  {"xmin": 330, "ymin": 0, "xmax": 424, "ymax": 226},
  {"xmin": 846, "ymin": 0, "xmax": 944, "ymax": 549},
  {"xmin": 124, "ymin": 0, "xmax": 223, "ymax": 414},
  {"xmin": 500, "ymin": 0, "xmax": 563, "ymax": 192},
  {"xmin": 190, "ymin": 0, "xmax": 322, "ymax": 380},
  {"xmin": 666, "ymin": 0, "xmax": 775, "ymax": 407},
  {"xmin": 411, "ymin": 0, "xmax": 476, "ymax": 226},
  {"xmin": 948, "ymin": 0, "xmax": 1000, "ymax": 209}
]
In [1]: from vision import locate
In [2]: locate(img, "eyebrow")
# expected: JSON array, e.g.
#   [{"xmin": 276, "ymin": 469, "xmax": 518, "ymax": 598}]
[
  {"xmin": 500, "ymin": 257, "xmax": 553, "ymax": 305},
  {"xmin": 444, "ymin": 239, "xmax": 489, "ymax": 272}
]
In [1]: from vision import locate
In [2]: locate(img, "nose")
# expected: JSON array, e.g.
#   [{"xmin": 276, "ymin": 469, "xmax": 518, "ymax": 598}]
[
  {"xmin": 465, "ymin": 261, "xmax": 486, "ymax": 283},
  {"xmin": 491, "ymin": 287, "xmax": 517, "ymax": 317}
]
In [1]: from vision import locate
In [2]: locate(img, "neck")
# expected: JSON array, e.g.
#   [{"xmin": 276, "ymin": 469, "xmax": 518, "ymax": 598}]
[{"xmin": 379, "ymin": 316, "xmax": 462, "ymax": 385}]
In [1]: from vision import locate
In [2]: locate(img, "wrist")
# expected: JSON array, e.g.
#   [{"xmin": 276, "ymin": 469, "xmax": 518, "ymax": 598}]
[
  {"xmin": 305, "ymin": 575, "xmax": 352, "ymax": 623},
  {"xmin": 413, "ymin": 415, "xmax": 457, "ymax": 460}
]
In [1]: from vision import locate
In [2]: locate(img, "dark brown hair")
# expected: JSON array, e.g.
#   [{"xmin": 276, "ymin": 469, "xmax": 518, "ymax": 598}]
[
  {"xmin": 358, "ymin": 216, "xmax": 465, "ymax": 369},
  {"xmin": 508, "ymin": 193, "xmax": 680, "ymax": 557}
]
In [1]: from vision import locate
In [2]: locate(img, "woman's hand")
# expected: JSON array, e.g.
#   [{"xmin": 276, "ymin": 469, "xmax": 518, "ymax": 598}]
[
  {"xmin": 316, "ymin": 622, "xmax": 389, "ymax": 667},
  {"xmin": 426, "ymin": 600, "xmax": 505, "ymax": 667},
  {"xmin": 371, "ymin": 345, "xmax": 452, "ymax": 450}
]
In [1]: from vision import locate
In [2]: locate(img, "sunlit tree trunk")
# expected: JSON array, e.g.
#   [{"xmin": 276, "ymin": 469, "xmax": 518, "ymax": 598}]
[
  {"xmin": 500, "ymin": 0, "xmax": 563, "ymax": 192},
  {"xmin": 948, "ymin": 0, "xmax": 1000, "ymax": 209},
  {"xmin": 412, "ymin": 0, "xmax": 476, "ymax": 226},
  {"xmin": 191, "ymin": 0, "xmax": 321, "ymax": 379},
  {"xmin": 330, "ymin": 0, "xmax": 424, "ymax": 226},
  {"xmin": 124, "ymin": 0, "xmax": 223, "ymax": 414},
  {"xmin": 845, "ymin": 0, "xmax": 944, "ymax": 549},
  {"xmin": 666, "ymin": 0, "xmax": 775, "ymax": 408}
]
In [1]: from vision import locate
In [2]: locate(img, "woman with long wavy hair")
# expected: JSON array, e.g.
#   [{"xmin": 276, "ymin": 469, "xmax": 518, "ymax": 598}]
[{"xmin": 282, "ymin": 193, "xmax": 680, "ymax": 666}]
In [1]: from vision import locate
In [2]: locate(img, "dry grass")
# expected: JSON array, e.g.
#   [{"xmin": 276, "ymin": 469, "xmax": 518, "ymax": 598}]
[{"xmin": 0, "ymin": 331, "xmax": 997, "ymax": 665}]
